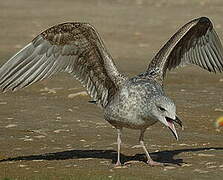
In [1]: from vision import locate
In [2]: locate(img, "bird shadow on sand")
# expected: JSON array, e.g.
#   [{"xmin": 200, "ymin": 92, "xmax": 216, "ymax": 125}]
[{"xmin": 1, "ymin": 147, "xmax": 223, "ymax": 166}]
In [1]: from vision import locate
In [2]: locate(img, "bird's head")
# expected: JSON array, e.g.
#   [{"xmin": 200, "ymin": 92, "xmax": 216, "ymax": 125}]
[{"xmin": 149, "ymin": 95, "xmax": 183, "ymax": 140}]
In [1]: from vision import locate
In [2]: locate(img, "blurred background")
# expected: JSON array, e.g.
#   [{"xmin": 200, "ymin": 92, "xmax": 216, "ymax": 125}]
[
  {"xmin": 0, "ymin": 0, "xmax": 223, "ymax": 179},
  {"xmin": 1, "ymin": 0, "xmax": 223, "ymax": 74}
]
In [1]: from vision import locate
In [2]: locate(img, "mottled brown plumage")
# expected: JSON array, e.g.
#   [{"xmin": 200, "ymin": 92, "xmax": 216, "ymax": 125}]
[
  {"xmin": 0, "ymin": 22, "xmax": 126, "ymax": 107},
  {"xmin": 145, "ymin": 17, "xmax": 223, "ymax": 84}
]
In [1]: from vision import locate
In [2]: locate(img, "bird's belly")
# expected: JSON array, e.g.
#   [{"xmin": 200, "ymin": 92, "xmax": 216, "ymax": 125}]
[
  {"xmin": 107, "ymin": 118, "xmax": 157, "ymax": 129},
  {"xmin": 104, "ymin": 89, "xmax": 158, "ymax": 130},
  {"xmin": 105, "ymin": 110, "xmax": 157, "ymax": 130}
]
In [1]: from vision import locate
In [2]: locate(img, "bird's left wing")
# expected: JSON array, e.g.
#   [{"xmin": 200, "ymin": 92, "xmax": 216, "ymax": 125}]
[{"xmin": 142, "ymin": 17, "xmax": 223, "ymax": 84}]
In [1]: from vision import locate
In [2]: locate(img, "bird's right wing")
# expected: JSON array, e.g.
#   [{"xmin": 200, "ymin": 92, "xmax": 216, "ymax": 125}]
[{"xmin": 0, "ymin": 22, "xmax": 126, "ymax": 107}]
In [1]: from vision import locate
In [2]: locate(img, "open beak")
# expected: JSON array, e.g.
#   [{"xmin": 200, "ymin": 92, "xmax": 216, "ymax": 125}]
[
  {"xmin": 165, "ymin": 116, "xmax": 183, "ymax": 141},
  {"xmin": 174, "ymin": 116, "xmax": 183, "ymax": 128}
]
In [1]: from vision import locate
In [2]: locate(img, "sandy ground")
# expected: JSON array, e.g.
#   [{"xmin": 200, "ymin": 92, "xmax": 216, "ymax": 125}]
[{"xmin": 0, "ymin": 0, "xmax": 223, "ymax": 179}]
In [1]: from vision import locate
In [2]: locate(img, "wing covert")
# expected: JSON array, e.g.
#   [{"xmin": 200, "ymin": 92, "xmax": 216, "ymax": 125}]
[
  {"xmin": 0, "ymin": 22, "xmax": 126, "ymax": 107},
  {"xmin": 144, "ymin": 17, "xmax": 223, "ymax": 84}
]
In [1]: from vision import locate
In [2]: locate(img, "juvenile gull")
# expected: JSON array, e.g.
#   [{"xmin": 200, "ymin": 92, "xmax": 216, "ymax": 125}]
[{"xmin": 0, "ymin": 17, "xmax": 223, "ymax": 166}]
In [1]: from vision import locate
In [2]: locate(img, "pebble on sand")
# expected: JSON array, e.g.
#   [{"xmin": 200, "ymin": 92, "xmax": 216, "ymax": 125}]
[
  {"xmin": 54, "ymin": 129, "xmax": 70, "ymax": 133},
  {"xmin": 18, "ymin": 164, "xmax": 27, "ymax": 168},
  {"xmin": 0, "ymin": 102, "xmax": 7, "ymax": 105},
  {"xmin": 194, "ymin": 169, "xmax": 209, "ymax": 174},
  {"xmin": 207, "ymin": 165, "xmax": 217, "ymax": 169},
  {"xmin": 181, "ymin": 163, "xmax": 192, "ymax": 167},
  {"xmin": 68, "ymin": 91, "xmax": 88, "ymax": 98},
  {"xmin": 197, "ymin": 153, "xmax": 215, "ymax": 157},
  {"xmin": 34, "ymin": 135, "xmax": 46, "ymax": 139},
  {"xmin": 164, "ymin": 166, "xmax": 176, "ymax": 170},
  {"xmin": 5, "ymin": 124, "xmax": 17, "ymax": 128},
  {"xmin": 40, "ymin": 87, "xmax": 56, "ymax": 94}
]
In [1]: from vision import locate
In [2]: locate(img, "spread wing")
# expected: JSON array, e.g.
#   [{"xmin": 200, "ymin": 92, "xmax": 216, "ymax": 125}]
[
  {"xmin": 0, "ymin": 22, "xmax": 126, "ymax": 107},
  {"xmin": 143, "ymin": 17, "xmax": 223, "ymax": 84}
]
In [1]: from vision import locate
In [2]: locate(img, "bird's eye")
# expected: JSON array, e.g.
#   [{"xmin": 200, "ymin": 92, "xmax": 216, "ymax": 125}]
[{"xmin": 158, "ymin": 106, "xmax": 165, "ymax": 111}]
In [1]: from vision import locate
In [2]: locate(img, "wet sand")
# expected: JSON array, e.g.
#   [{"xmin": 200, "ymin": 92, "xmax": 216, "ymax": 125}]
[{"xmin": 0, "ymin": 0, "xmax": 223, "ymax": 179}]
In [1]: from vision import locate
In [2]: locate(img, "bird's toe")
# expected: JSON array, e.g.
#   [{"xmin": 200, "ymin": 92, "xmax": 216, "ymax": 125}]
[
  {"xmin": 114, "ymin": 161, "xmax": 122, "ymax": 167},
  {"xmin": 147, "ymin": 160, "xmax": 165, "ymax": 166}
]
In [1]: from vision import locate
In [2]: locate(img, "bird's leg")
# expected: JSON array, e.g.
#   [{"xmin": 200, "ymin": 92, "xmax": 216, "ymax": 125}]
[
  {"xmin": 139, "ymin": 130, "xmax": 163, "ymax": 166},
  {"xmin": 115, "ymin": 128, "xmax": 122, "ymax": 166}
]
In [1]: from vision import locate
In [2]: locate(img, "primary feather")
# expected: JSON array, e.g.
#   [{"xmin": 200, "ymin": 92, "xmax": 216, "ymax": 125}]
[
  {"xmin": 143, "ymin": 17, "xmax": 223, "ymax": 84},
  {"xmin": 0, "ymin": 22, "xmax": 126, "ymax": 107}
]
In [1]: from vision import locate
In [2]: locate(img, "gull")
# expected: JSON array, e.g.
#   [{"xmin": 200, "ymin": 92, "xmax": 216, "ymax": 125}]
[{"xmin": 0, "ymin": 17, "xmax": 223, "ymax": 166}]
